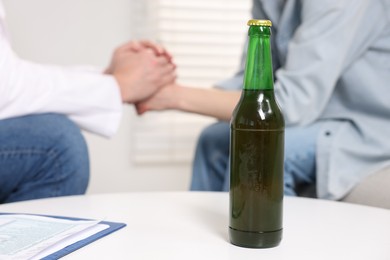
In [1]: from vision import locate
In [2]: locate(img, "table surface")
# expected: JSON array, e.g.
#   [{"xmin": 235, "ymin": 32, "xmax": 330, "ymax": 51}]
[{"xmin": 0, "ymin": 192, "xmax": 389, "ymax": 260}]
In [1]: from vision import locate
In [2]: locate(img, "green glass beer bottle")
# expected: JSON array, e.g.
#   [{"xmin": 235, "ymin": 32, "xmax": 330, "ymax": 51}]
[{"xmin": 229, "ymin": 19, "xmax": 284, "ymax": 248}]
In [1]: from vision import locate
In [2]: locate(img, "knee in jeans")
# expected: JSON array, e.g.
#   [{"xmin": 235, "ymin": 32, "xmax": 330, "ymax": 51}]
[
  {"xmin": 197, "ymin": 122, "xmax": 230, "ymax": 150},
  {"xmin": 40, "ymin": 115, "xmax": 88, "ymax": 159},
  {"xmin": 198, "ymin": 124, "xmax": 218, "ymax": 148},
  {"xmin": 62, "ymin": 123, "xmax": 88, "ymax": 162},
  {"xmin": 40, "ymin": 114, "xmax": 90, "ymax": 192}
]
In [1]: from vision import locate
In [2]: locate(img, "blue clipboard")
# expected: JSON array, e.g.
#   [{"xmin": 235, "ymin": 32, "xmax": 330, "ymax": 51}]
[{"xmin": 0, "ymin": 213, "xmax": 126, "ymax": 259}]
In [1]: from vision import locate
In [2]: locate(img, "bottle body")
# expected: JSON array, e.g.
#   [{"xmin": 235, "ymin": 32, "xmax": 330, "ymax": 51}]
[
  {"xmin": 229, "ymin": 20, "xmax": 284, "ymax": 248},
  {"xmin": 229, "ymin": 89, "xmax": 284, "ymax": 248}
]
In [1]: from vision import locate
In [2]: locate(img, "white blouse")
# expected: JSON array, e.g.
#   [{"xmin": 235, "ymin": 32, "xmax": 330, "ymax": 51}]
[{"xmin": 0, "ymin": 2, "xmax": 122, "ymax": 137}]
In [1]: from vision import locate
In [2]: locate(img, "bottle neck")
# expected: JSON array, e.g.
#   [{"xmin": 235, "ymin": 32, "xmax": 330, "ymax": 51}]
[{"xmin": 243, "ymin": 26, "xmax": 274, "ymax": 91}]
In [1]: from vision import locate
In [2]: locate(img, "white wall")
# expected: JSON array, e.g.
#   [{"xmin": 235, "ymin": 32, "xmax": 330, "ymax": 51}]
[{"xmin": 2, "ymin": 0, "xmax": 191, "ymax": 193}]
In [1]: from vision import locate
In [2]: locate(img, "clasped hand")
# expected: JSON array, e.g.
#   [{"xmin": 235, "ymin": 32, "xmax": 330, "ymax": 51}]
[{"xmin": 105, "ymin": 40, "xmax": 176, "ymax": 104}]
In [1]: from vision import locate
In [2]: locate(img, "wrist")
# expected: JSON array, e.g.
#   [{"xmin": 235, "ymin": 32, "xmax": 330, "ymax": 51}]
[
  {"xmin": 104, "ymin": 67, "xmax": 112, "ymax": 75},
  {"xmin": 112, "ymin": 73, "xmax": 132, "ymax": 103}
]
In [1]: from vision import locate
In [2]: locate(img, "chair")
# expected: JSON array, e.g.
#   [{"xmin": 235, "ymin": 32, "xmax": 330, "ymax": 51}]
[{"xmin": 341, "ymin": 166, "xmax": 390, "ymax": 209}]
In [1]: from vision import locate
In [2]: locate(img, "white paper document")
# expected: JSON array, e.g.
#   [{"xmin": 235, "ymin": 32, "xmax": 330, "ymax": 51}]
[{"xmin": 0, "ymin": 214, "xmax": 109, "ymax": 260}]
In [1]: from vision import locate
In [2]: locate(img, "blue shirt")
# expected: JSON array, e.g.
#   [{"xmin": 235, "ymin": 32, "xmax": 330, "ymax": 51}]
[{"xmin": 218, "ymin": 0, "xmax": 390, "ymax": 199}]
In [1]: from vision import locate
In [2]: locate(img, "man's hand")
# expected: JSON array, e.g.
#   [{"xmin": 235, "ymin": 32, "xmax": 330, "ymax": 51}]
[{"xmin": 105, "ymin": 41, "xmax": 176, "ymax": 104}]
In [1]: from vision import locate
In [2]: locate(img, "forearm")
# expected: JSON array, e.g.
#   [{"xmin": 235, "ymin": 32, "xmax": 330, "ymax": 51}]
[
  {"xmin": 0, "ymin": 48, "xmax": 122, "ymax": 137},
  {"xmin": 174, "ymin": 86, "xmax": 240, "ymax": 121}
]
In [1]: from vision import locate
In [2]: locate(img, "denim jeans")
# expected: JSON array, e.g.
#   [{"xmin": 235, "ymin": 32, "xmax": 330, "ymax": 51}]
[
  {"xmin": 191, "ymin": 121, "xmax": 321, "ymax": 196},
  {"xmin": 0, "ymin": 114, "xmax": 89, "ymax": 203}
]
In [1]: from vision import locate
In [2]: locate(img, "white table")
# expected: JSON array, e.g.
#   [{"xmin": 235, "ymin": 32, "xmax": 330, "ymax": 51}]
[{"xmin": 0, "ymin": 192, "xmax": 389, "ymax": 260}]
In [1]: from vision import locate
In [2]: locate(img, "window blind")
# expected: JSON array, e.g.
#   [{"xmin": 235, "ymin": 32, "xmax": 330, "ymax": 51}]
[{"xmin": 130, "ymin": 0, "xmax": 251, "ymax": 164}]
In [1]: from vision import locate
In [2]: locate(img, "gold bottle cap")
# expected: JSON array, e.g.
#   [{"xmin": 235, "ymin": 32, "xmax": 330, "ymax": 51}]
[{"xmin": 247, "ymin": 19, "xmax": 272, "ymax": 27}]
